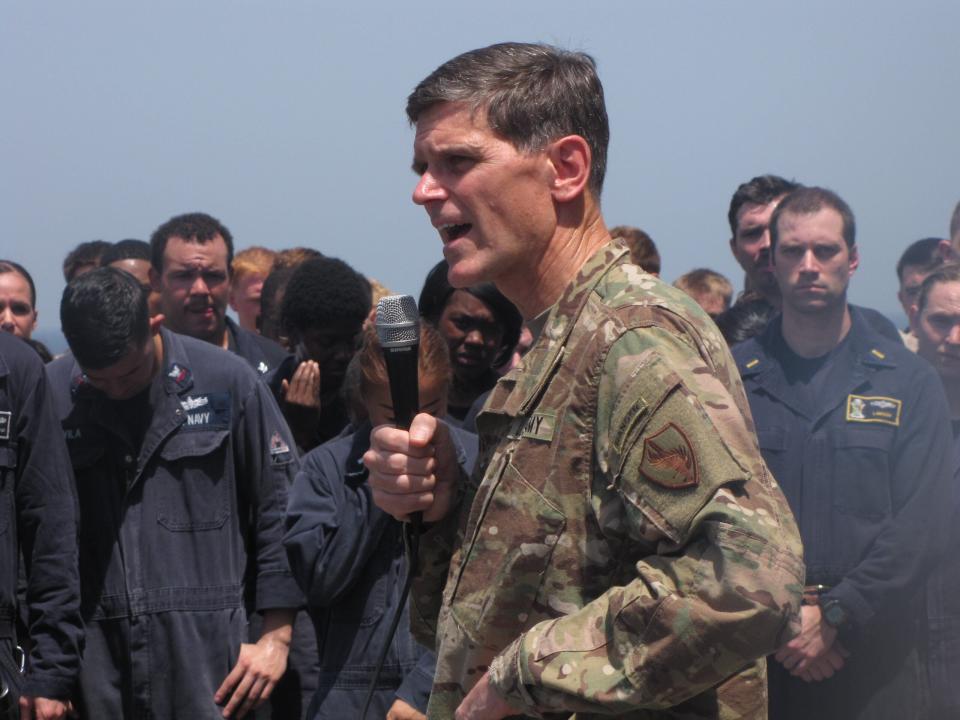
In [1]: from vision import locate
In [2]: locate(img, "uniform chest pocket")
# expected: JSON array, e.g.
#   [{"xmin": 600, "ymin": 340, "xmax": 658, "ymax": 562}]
[
  {"xmin": 0, "ymin": 446, "xmax": 16, "ymax": 536},
  {"xmin": 156, "ymin": 430, "xmax": 231, "ymax": 531},
  {"xmin": 756, "ymin": 427, "xmax": 789, "ymax": 487},
  {"xmin": 450, "ymin": 462, "xmax": 566, "ymax": 650},
  {"xmin": 831, "ymin": 428, "xmax": 893, "ymax": 519}
]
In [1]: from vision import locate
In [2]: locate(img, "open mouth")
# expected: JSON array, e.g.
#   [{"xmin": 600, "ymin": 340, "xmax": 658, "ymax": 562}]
[{"xmin": 440, "ymin": 223, "xmax": 472, "ymax": 241}]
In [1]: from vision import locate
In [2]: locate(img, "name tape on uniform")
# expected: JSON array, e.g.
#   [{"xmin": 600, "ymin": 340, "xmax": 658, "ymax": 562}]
[{"xmin": 845, "ymin": 394, "xmax": 902, "ymax": 427}]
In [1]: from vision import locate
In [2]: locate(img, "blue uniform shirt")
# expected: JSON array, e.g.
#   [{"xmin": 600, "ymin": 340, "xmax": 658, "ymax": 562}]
[
  {"xmin": 0, "ymin": 334, "xmax": 82, "ymax": 700},
  {"xmin": 48, "ymin": 328, "xmax": 302, "ymax": 718}
]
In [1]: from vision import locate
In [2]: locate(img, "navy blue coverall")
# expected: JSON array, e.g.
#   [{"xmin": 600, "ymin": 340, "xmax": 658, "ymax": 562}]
[
  {"xmin": 734, "ymin": 308, "xmax": 955, "ymax": 720},
  {"xmin": 283, "ymin": 421, "xmax": 478, "ymax": 719},
  {"xmin": 48, "ymin": 328, "xmax": 302, "ymax": 719},
  {"xmin": 0, "ymin": 333, "xmax": 83, "ymax": 703},
  {"xmin": 225, "ymin": 316, "xmax": 288, "ymax": 377}
]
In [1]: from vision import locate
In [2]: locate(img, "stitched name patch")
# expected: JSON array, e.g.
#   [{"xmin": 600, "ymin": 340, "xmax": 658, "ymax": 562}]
[
  {"xmin": 846, "ymin": 395, "xmax": 902, "ymax": 426},
  {"xmin": 507, "ymin": 412, "xmax": 557, "ymax": 443},
  {"xmin": 179, "ymin": 393, "xmax": 231, "ymax": 430},
  {"xmin": 0, "ymin": 411, "xmax": 10, "ymax": 441}
]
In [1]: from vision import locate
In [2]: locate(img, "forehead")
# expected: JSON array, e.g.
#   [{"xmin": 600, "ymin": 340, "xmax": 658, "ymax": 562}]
[
  {"xmin": 923, "ymin": 281, "xmax": 960, "ymax": 314},
  {"xmin": 443, "ymin": 290, "xmax": 495, "ymax": 319},
  {"xmin": 0, "ymin": 271, "xmax": 33, "ymax": 302},
  {"xmin": 110, "ymin": 258, "xmax": 151, "ymax": 284},
  {"xmin": 414, "ymin": 103, "xmax": 501, "ymax": 154},
  {"xmin": 163, "ymin": 235, "xmax": 229, "ymax": 269},
  {"xmin": 736, "ymin": 198, "xmax": 782, "ymax": 231},
  {"xmin": 900, "ymin": 264, "xmax": 932, "ymax": 286},
  {"xmin": 775, "ymin": 208, "xmax": 845, "ymax": 244}
]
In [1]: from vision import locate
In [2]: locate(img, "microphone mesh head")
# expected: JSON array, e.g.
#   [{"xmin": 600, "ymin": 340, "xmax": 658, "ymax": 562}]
[{"xmin": 376, "ymin": 294, "xmax": 420, "ymax": 348}]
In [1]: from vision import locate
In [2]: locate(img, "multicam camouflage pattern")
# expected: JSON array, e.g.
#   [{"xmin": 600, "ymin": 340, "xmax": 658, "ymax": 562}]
[{"xmin": 411, "ymin": 242, "xmax": 804, "ymax": 719}]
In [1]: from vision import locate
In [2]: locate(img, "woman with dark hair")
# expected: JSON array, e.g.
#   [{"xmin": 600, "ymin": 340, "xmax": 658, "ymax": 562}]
[
  {"xmin": 283, "ymin": 324, "xmax": 477, "ymax": 720},
  {"xmin": 418, "ymin": 260, "xmax": 522, "ymax": 422}
]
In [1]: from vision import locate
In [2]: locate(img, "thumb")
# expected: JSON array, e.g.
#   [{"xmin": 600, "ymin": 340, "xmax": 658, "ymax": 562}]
[
  {"xmin": 408, "ymin": 412, "xmax": 439, "ymax": 448},
  {"xmin": 280, "ymin": 379, "xmax": 289, "ymax": 398}
]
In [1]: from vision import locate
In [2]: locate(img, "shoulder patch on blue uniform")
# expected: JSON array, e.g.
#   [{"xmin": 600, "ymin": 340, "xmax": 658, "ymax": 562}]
[
  {"xmin": 0, "ymin": 411, "xmax": 10, "ymax": 440},
  {"xmin": 179, "ymin": 392, "xmax": 231, "ymax": 431},
  {"xmin": 257, "ymin": 361, "xmax": 269, "ymax": 375},
  {"xmin": 846, "ymin": 394, "xmax": 901, "ymax": 426}
]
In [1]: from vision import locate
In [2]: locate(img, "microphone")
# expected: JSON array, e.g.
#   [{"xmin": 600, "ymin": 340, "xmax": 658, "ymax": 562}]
[
  {"xmin": 362, "ymin": 295, "xmax": 423, "ymax": 720},
  {"xmin": 375, "ymin": 294, "xmax": 420, "ymax": 430}
]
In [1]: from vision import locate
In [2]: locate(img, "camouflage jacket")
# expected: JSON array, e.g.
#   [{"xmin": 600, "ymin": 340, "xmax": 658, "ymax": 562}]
[{"xmin": 411, "ymin": 242, "xmax": 804, "ymax": 719}]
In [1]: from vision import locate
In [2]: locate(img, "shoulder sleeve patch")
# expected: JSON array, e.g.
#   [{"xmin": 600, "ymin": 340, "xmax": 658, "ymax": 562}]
[{"xmin": 639, "ymin": 422, "xmax": 698, "ymax": 488}]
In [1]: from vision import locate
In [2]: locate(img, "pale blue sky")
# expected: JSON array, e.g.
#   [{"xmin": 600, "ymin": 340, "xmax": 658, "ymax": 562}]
[{"xmin": 3, "ymin": 1, "xmax": 958, "ymax": 351}]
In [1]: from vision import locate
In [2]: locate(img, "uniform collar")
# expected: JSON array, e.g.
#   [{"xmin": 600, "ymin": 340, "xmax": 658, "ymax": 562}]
[
  {"xmin": 493, "ymin": 241, "xmax": 629, "ymax": 418},
  {"xmin": 738, "ymin": 305, "xmax": 897, "ymax": 380}
]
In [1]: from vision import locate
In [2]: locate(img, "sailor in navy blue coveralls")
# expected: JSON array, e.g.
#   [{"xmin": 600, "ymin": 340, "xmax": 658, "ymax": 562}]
[
  {"xmin": 0, "ymin": 333, "xmax": 83, "ymax": 714},
  {"xmin": 284, "ymin": 420, "xmax": 477, "ymax": 719},
  {"xmin": 734, "ymin": 308, "xmax": 954, "ymax": 719},
  {"xmin": 49, "ymin": 327, "xmax": 302, "ymax": 719}
]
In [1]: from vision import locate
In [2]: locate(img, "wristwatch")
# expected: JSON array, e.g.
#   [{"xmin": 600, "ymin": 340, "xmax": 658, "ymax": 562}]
[{"xmin": 820, "ymin": 598, "xmax": 849, "ymax": 629}]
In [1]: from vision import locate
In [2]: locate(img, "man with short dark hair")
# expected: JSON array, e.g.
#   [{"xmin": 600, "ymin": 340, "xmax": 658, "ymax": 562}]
[
  {"xmin": 0, "ymin": 332, "xmax": 83, "ymax": 720},
  {"xmin": 727, "ymin": 175, "xmax": 800, "ymax": 302},
  {"xmin": 894, "ymin": 237, "xmax": 942, "ymax": 350},
  {"xmin": 938, "ymin": 199, "xmax": 960, "ymax": 262},
  {"xmin": 909, "ymin": 264, "xmax": 960, "ymax": 717},
  {"xmin": 366, "ymin": 42, "xmax": 804, "ymax": 719},
  {"xmin": 61, "ymin": 240, "xmax": 111, "ymax": 283},
  {"xmin": 734, "ymin": 187, "xmax": 953, "ymax": 719},
  {"xmin": 0, "ymin": 260, "xmax": 38, "ymax": 339},
  {"xmin": 149, "ymin": 213, "xmax": 286, "ymax": 375},
  {"xmin": 50, "ymin": 267, "xmax": 301, "ymax": 719},
  {"xmin": 102, "ymin": 239, "xmax": 161, "ymax": 316}
]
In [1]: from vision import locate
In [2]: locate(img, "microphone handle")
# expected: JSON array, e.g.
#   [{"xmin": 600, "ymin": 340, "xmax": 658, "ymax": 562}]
[{"xmin": 382, "ymin": 344, "xmax": 422, "ymax": 528}]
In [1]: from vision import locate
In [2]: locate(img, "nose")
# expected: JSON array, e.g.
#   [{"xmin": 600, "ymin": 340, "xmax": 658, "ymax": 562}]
[
  {"xmin": 412, "ymin": 170, "xmax": 447, "ymax": 206},
  {"xmin": 947, "ymin": 322, "xmax": 960, "ymax": 345},
  {"xmin": 189, "ymin": 275, "xmax": 210, "ymax": 296},
  {"xmin": 799, "ymin": 249, "xmax": 818, "ymax": 274},
  {"xmin": 0, "ymin": 309, "xmax": 14, "ymax": 331},
  {"xmin": 464, "ymin": 328, "xmax": 484, "ymax": 346}
]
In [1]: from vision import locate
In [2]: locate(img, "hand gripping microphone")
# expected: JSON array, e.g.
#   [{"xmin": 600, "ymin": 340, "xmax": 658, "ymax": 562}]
[{"xmin": 363, "ymin": 294, "xmax": 422, "ymax": 720}]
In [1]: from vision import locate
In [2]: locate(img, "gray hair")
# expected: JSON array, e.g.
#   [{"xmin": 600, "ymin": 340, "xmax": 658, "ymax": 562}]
[{"xmin": 407, "ymin": 42, "xmax": 610, "ymax": 195}]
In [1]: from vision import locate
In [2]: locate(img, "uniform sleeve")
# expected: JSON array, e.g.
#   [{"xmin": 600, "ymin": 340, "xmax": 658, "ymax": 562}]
[
  {"xmin": 14, "ymin": 358, "xmax": 84, "ymax": 699},
  {"xmin": 237, "ymin": 380, "xmax": 303, "ymax": 611},
  {"xmin": 488, "ymin": 327, "xmax": 804, "ymax": 715},
  {"xmin": 823, "ymin": 365, "xmax": 955, "ymax": 630},
  {"xmin": 282, "ymin": 442, "xmax": 394, "ymax": 609}
]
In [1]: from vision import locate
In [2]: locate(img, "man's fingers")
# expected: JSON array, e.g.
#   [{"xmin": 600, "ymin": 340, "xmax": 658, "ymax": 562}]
[
  {"xmin": 370, "ymin": 489, "xmax": 435, "ymax": 521},
  {"xmin": 233, "ymin": 676, "xmax": 270, "ymax": 719},
  {"xmin": 221, "ymin": 671, "xmax": 256, "ymax": 718},
  {"xmin": 368, "ymin": 425, "xmax": 437, "ymax": 458},
  {"xmin": 215, "ymin": 662, "xmax": 244, "ymax": 704}
]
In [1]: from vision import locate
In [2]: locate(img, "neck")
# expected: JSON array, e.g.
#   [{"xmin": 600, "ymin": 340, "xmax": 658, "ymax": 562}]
[
  {"xmin": 781, "ymin": 301, "xmax": 851, "ymax": 358},
  {"xmin": 501, "ymin": 203, "xmax": 610, "ymax": 319}
]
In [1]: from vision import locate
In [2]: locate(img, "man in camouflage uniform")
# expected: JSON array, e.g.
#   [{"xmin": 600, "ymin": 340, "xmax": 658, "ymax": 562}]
[{"xmin": 365, "ymin": 42, "xmax": 804, "ymax": 719}]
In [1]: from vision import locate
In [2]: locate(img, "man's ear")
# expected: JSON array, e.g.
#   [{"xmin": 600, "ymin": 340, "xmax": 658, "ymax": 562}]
[
  {"xmin": 939, "ymin": 239, "xmax": 956, "ymax": 263},
  {"xmin": 848, "ymin": 244, "xmax": 860, "ymax": 276},
  {"xmin": 546, "ymin": 135, "xmax": 591, "ymax": 203},
  {"xmin": 908, "ymin": 302, "xmax": 920, "ymax": 334},
  {"xmin": 149, "ymin": 266, "xmax": 162, "ymax": 293},
  {"xmin": 149, "ymin": 313, "xmax": 165, "ymax": 336}
]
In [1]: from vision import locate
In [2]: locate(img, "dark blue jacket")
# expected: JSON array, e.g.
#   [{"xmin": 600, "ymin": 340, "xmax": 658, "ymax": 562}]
[
  {"xmin": 226, "ymin": 316, "xmax": 289, "ymax": 377},
  {"xmin": 0, "ymin": 333, "xmax": 82, "ymax": 700},
  {"xmin": 734, "ymin": 308, "xmax": 954, "ymax": 637},
  {"xmin": 283, "ymin": 421, "xmax": 478, "ymax": 719},
  {"xmin": 48, "ymin": 328, "xmax": 302, "ymax": 718}
]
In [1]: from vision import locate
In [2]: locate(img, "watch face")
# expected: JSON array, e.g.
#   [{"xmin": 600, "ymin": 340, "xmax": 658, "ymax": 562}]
[{"xmin": 824, "ymin": 601, "xmax": 847, "ymax": 627}]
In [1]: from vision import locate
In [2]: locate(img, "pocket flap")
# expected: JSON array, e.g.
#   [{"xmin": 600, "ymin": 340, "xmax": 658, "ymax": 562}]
[{"xmin": 160, "ymin": 430, "xmax": 230, "ymax": 461}]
